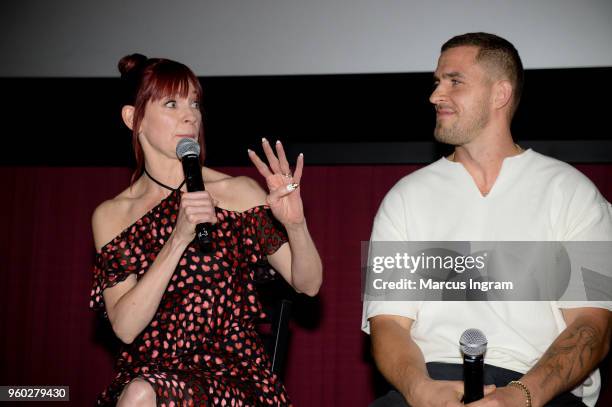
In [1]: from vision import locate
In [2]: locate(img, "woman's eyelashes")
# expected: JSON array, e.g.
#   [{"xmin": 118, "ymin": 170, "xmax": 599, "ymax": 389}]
[{"xmin": 163, "ymin": 99, "xmax": 199, "ymax": 109}]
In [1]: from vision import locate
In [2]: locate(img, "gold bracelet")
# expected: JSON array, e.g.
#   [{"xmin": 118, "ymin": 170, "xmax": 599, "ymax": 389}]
[{"xmin": 508, "ymin": 380, "xmax": 532, "ymax": 407}]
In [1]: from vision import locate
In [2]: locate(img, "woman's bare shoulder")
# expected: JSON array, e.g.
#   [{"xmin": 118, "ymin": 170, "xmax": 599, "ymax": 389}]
[
  {"xmin": 204, "ymin": 168, "xmax": 267, "ymax": 212},
  {"xmin": 91, "ymin": 186, "xmax": 142, "ymax": 251},
  {"xmin": 202, "ymin": 167, "xmax": 233, "ymax": 183}
]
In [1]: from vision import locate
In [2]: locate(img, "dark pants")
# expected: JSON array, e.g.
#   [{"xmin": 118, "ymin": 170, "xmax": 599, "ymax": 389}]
[{"xmin": 369, "ymin": 362, "xmax": 587, "ymax": 407}]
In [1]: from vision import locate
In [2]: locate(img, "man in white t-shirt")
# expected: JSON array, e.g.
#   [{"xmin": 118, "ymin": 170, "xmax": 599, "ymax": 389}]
[{"xmin": 363, "ymin": 32, "xmax": 612, "ymax": 407}]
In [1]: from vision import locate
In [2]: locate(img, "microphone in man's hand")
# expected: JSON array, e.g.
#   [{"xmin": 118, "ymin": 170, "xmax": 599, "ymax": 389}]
[
  {"xmin": 460, "ymin": 328, "xmax": 487, "ymax": 403},
  {"xmin": 176, "ymin": 137, "xmax": 212, "ymax": 252}
]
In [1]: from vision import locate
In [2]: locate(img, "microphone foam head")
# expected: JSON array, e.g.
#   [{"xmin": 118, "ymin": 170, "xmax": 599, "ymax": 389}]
[
  {"xmin": 176, "ymin": 137, "xmax": 200, "ymax": 159},
  {"xmin": 460, "ymin": 328, "xmax": 487, "ymax": 357}
]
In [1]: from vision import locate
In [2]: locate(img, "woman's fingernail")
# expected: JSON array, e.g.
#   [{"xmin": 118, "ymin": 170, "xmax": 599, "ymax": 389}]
[
  {"xmin": 276, "ymin": 140, "xmax": 281, "ymax": 145},
  {"xmin": 286, "ymin": 183, "xmax": 299, "ymax": 192},
  {"xmin": 262, "ymin": 137, "xmax": 268, "ymax": 143}
]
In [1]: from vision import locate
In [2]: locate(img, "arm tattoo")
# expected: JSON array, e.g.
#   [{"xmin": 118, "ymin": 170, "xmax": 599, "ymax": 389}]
[{"xmin": 538, "ymin": 322, "xmax": 601, "ymax": 389}]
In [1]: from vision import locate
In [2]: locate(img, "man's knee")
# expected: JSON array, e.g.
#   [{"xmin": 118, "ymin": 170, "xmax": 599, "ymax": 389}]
[{"xmin": 117, "ymin": 378, "xmax": 156, "ymax": 407}]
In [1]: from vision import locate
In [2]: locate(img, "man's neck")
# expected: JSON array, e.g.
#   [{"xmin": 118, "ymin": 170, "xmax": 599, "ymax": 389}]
[{"xmin": 449, "ymin": 134, "xmax": 522, "ymax": 197}]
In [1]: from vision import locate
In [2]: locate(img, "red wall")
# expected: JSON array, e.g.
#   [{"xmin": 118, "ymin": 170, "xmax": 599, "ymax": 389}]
[{"xmin": 1, "ymin": 165, "xmax": 610, "ymax": 406}]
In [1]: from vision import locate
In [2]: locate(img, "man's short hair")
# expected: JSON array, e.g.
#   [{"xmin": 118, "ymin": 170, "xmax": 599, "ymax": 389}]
[{"xmin": 442, "ymin": 32, "xmax": 524, "ymax": 116}]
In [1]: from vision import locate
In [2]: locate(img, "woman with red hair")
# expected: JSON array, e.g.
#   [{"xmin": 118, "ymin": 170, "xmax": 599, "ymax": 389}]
[{"xmin": 89, "ymin": 54, "xmax": 322, "ymax": 406}]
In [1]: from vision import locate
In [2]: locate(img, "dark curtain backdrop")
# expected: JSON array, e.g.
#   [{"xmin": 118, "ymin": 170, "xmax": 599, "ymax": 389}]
[{"xmin": 1, "ymin": 164, "xmax": 611, "ymax": 406}]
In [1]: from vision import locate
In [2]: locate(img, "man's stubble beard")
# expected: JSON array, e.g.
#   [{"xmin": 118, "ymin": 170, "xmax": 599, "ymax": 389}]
[{"xmin": 433, "ymin": 103, "xmax": 491, "ymax": 146}]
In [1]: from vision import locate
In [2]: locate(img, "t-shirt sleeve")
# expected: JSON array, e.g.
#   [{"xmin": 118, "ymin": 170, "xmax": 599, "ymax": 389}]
[
  {"xmin": 555, "ymin": 301, "xmax": 612, "ymax": 311},
  {"xmin": 371, "ymin": 186, "xmax": 409, "ymax": 242},
  {"xmin": 89, "ymin": 235, "xmax": 148, "ymax": 315},
  {"xmin": 362, "ymin": 186, "xmax": 420, "ymax": 334},
  {"xmin": 556, "ymin": 169, "xmax": 612, "ymax": 310},
  {"xmin": 556, "ymin": 169, "xmax": 612, "ymax": 241}
]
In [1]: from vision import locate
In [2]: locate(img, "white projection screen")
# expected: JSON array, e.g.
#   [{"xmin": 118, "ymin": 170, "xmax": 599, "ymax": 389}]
[{"xmin": 1, "ymin": 0, "xmax": 611, "ymax": 77}]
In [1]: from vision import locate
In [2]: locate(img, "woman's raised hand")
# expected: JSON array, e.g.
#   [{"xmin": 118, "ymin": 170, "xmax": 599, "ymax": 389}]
[{"xmin": 248, "ymin": 139, "xmax": 305, "ymax": 227}]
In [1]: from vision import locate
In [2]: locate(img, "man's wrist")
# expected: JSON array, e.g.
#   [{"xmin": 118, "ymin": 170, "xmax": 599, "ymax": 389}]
[
  {"xmin": 519, "ymin": 376, "xmax": 548, "ymax": 407},
  {"xmin": 402, "ymin": 374, "xmax": 431, "ymax": 405},
  {"xmin": 507, "ymin": 380, "xmax": 532, "ymax": 407}
]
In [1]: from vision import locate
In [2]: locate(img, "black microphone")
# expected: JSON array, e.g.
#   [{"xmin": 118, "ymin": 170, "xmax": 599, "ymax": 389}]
[
  {"xmin": 460, "ymin": 328, "xmax": 487, "ymax": 403},
  {"xmin": 176, "ymin": 138, "xmax": 212, "ymax": 252}
]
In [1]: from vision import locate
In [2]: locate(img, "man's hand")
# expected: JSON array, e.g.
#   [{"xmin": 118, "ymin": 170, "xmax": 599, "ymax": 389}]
[
  {"xmin": 466, "ymin": 386, "xmax": 524, "ymax": 407},
  {"xmin": 408, "ymin": 378, "xmax": 463, "ymax": 407},
  {"xmin": 407, "ymin": 378, "xmax": 495, "ymax": 407}
]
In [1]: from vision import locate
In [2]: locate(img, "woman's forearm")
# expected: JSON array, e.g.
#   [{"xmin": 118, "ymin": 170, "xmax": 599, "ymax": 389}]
[
  {"xmin": 285, "ymin": 220, "xmax": 322, "ymax": 296},
  {"xmin": 107, "ymin": 233, "xmax": 190, "ymax": 343}
]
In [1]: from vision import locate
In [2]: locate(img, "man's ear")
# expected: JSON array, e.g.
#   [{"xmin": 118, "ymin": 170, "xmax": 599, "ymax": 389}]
[
  {"xmin": 493, "ymin": 80, "xmax": 513, "ymax": 110},
  {"xmin": 121, "ymin": 105, "xmax": 135, "ymax": 130}
]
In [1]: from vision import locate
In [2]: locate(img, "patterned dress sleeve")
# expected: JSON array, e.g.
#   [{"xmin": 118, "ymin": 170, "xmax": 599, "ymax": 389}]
[
  {"xmin": 251, "ymin": 206, "xmax": 288, "ymax": 254},
  {"xmin": 89, "ymin": 233, "xmax": 148, "ymax": 315},
  {"xmin": 244, "ymin": 206, "xmax": 288, "ymax": 281}
]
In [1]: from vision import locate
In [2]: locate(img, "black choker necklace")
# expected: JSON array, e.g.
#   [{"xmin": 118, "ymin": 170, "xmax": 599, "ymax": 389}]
[{"xmin": 143, "ymin": 168, "xmax": 186, "ymax": 192}]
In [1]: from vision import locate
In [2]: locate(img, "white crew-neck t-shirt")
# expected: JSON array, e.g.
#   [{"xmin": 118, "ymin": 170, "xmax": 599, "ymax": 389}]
[{"xmin": 362, "ymin": 149, "xmax": 612, "ymax": 406}]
